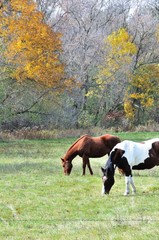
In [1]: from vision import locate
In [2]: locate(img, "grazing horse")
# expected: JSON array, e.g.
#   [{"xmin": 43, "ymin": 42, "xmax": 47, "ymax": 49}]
[
  {"xmin": 61, "ymin": 134, "xmax": 121, "ymax": 175},
  {"xmin": 101, "ymin": 138, "xmax": 159, "ymax": 195}
]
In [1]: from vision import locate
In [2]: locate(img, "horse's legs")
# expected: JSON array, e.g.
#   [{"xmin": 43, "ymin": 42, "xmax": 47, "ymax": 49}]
[
  {"xmin": 124, "ymin": 176, "xmax": 136, "ymax": 195},
  {"xmin": 124, "ymin": 176, "xmax": 130, "ymax": 195},
  {"xmin": 82, "ymin": 159, "xmax": 87, "ymax": 175},
  {"xmin": 86, "ymin": 158, "xmax": 93, "ymax": 175},
  {"xmin": 82, "ymin": 156, "xmax": 93, "ymax": 175},
  {"xmin": 130, "ymin": 176, "xmax": 136, "ymax": 194}
]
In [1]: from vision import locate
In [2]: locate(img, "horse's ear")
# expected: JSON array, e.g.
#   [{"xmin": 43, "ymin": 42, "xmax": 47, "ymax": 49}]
[
  {"xmin": 101, "ymin": 167, "xmax": 105, "ymax": 173},
  {"xmin": 111, "ymin": 149, "xmax": 125, "ymax": 163}
]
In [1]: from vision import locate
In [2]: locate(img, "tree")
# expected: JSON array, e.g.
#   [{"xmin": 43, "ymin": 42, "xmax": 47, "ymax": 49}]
[
  {"xmin": 88, "ymin": 28, "xmax": 137, "ymax": 125},
  {"xmin": 0, "ymin": 0, "xmax": 159, "ymax": 130},
  {"xmin": 124, "ymin": 3, "xmax": 159, "ymax": 123},
  {"xmin": 0, "ymin": 0, "xmax": 66, "ymax": 88},
  {"xmin": 97, "ymin": 28, "xmax": 137, "ymax": 85},
  {"xmin": 0, "ymin": 0, "xmax": 74, "ymax": 129},
  {"xmin": 124, "ymin": 65, "xmax": 159, "ymax": 122},
  {"xmin": 50, "ymin": 0, "xmax": 133, "ymax": 127}
]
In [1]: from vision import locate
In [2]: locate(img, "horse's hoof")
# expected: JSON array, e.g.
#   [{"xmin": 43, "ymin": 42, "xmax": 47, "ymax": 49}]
[{"xmin": 124, "ymin": 192, "xmax": 129, "ymax": 196}]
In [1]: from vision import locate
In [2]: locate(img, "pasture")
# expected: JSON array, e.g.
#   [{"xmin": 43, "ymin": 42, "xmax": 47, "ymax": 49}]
[{"xmin": 0, "ymin": 132, "xmax": 159, "ymax": 239}]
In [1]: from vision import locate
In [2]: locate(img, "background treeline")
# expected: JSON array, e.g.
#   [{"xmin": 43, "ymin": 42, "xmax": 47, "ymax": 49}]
[{"xmin": 0, "ymin": 0, "xmax": 159, "ymax": 132}]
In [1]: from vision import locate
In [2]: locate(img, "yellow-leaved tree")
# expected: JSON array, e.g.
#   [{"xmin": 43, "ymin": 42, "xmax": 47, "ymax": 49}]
[
  {"xmin": 123, "ymin": 26, "xmax": 159, "ymax": 121},
  {"xmin": 0, "ymin": 0, "xmax": 66, "ymax": 88},
  {"xmin": 94, "ymin": 28, "xmax": 158, "ymax": 123},
  {"xmin": 123, "ymin": 25, "xmax": 159, "ymax": 121},
  {"xmin": 124, "ymin": 64, "xmax": 159, "ymax": 121},
  {"xmin": 97, "ymin": 28, "xmax": 137, "ymax": 88},
  {"xmin": 87, "ymin": 28, "xmax": 137, "ymax": 122}
]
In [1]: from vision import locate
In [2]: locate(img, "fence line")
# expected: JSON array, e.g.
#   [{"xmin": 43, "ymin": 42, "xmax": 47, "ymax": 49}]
[{"xmin": 1, "ymin": 218, "xmax": 159, "ymax": 223}]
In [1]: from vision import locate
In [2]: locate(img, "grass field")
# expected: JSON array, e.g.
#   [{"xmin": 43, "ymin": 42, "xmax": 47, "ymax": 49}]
[{"xmin": 0, "ymin": 132, "xmax": 159, "ymax": 239}]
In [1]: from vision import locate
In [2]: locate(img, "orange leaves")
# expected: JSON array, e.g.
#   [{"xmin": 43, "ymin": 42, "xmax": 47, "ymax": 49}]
[
  {"xmin": 0, "ymin": 0, "xmax": 65, "ymax": 88},
  {"xmin": 10, "ymin": 0, "xmax": 36, "ymax": 14}
]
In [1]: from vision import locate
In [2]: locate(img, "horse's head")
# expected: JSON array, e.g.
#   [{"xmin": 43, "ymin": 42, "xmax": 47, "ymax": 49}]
[
  {"xmin": 149, "ymin": 141, "xmax": 159, "ymax": 161},
  {"xmin": 110, "ymin": 148, "xmax": 125, "ymax": 165},
  {"xmin": 101, "ymin": 147, "xmax": 126, "ymax": 194},
  {"xmin": 101, "ymin": 158, "xmax": 115, "ymax": 194},
  {"xmin": 61, "ymin": 158, "xmax": 73, "ymax": 175}
]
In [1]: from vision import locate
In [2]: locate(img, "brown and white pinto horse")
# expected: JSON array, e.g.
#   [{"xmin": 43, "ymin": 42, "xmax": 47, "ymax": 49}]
[
  {"xmin": 61, "ymin": 134, "xmax": 121, "ymax": 175},
  {"xmin": 101, "ymin": 138, "xmax": 159, "ymax": 195}
]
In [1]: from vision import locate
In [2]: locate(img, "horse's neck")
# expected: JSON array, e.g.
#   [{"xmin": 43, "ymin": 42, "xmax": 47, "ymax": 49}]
[
  {"xmin": 64, "ymin": 146, "xmax": 78, "ymax": 161},
  {"xmin": 64, "ymin": 135, "xmax": 87, "ymax": 161}
]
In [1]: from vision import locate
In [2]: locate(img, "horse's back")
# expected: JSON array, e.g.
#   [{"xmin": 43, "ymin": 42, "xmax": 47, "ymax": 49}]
[
  {"xmin": 78, "ymin": 134, "xmax": 120, "ymax": 157},
  {"xmin": 116, "ymin": 139, "xmax": 159, "ymax": 167},
  {"xmin": 143, "ymin": 138, "xmax": 159, "ymax": 146}
]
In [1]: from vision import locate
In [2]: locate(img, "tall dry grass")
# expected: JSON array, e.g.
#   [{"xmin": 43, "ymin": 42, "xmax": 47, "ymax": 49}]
[{"xmin": 0, "ymin": 121, "xmax": 158, "ymax": 140}]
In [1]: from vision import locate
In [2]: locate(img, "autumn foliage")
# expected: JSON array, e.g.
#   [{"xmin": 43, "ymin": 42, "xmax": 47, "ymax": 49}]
[
  {"xmin": 94, "ymin": 28, "xmax": 158, "ymax": 121},
  {"xmin": 125, "ymin": 64, "xmax": 159, "ymax": 119},
  {"xmin": 0, "ymin": 1, "xmax": 158, "ymax": 129},
  {"xmin": 97, "ymin": 28, "xmax": 137, "ymax": 85},
  {"xmin": 0, "ymin": 0, "xmax": 65, "ymax": 87}
]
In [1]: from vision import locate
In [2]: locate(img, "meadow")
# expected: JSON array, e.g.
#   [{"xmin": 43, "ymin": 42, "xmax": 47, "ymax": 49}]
[{"xmin": 0, "ymin": 131, "xmax": 159, "ymax": 240}]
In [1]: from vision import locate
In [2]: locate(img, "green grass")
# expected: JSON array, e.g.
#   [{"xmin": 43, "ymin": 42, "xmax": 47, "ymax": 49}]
[{"xmin": 0, "ymin": 132, "xmax": 159, "ymax": 239}]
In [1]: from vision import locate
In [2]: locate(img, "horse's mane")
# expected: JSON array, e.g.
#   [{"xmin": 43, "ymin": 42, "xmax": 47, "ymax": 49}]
[{"xmin": 67, "ymin": 134, "xmax": 90, "ymax": 151}]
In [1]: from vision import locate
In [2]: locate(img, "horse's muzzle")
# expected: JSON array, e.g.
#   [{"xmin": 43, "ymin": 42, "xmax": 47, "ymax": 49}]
[
  {"xmin": 104, "ymin": 191, "xmax": 109, "ymax": 195},
  {"xmin": 65, "ymin": 172, "xmax": 70, "ymax": 176}
]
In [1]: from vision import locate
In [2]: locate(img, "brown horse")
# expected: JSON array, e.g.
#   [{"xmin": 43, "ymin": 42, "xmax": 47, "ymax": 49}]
[{"xmin": 61, "ymin": 134, "xmax": 121, "ymax": 175}]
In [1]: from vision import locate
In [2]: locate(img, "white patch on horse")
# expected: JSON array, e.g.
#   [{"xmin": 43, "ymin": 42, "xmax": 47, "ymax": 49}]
[
  {"xmin": 101, "ymin": 176, "xmax": 107, "ymax": 195},
  {"xmin": 102, "ymin": 176, "xmax": 107, "ymax": 182},
  {"xmin": 112, "ymin": 138, "xmax": 159, "ymax": 167},
  {"xmin": 101, "ymin": 184, "xmax": 105, "ymax": 195}
]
